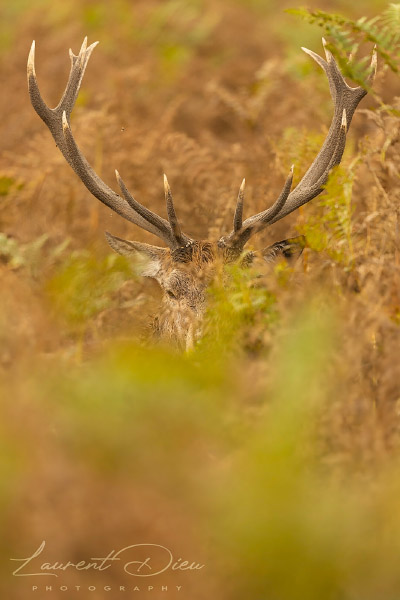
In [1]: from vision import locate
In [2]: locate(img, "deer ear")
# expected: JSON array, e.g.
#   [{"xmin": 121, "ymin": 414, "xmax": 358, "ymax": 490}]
[
  {"xmin": 262, "ymin": 235, "xmax": 306, "ymax": 263},
  {"xmin": 105, "ymin": 232, "xmax": 167, "ymax": 278}
]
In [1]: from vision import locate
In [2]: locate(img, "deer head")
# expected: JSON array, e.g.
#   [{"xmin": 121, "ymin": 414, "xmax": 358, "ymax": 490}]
[{"xmin": 28, "ymin": 38, "xmax": 376, "ymax": 350}]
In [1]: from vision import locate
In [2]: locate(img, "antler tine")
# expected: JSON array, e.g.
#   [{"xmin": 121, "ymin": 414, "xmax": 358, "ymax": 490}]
[
  {"xmin": 28, "ymin": 38, "xmax": 98, "ymax": 162},
  {"xmin": 223, "ymin": 39, "xmax": 373, "ymax": 249},
  {"xmin": 266, "ymin": 40, "xmax": 370, "ymax": 225},
  {"xmin": 60, "ymin": 112, "xmax": 175, "ymax": 244},
  {"xmin": 28, "ymin": 39, "xmax": 190, "ymax": 249},
  {"xmin": 28, "ymin": 41, "xmax": 50, "ymax": 122},
  {"xmin": 233, "ymin": 179, "xmax": 245, "ymax": 232},
  {"xmin": 114, "ymin": 169, "xmax": 173, "ymax": 241},
  {"xmin": 164, "ymin": 174, "xmax": 185, "ymax": 245},
  {"xmin": 255, "ymin": 164, "xmax": 294, "ymax": 225},
  {"xmin": 228, "ymin": 165, "xmax": 294, "ymax": 247},
  {"xmin": 57, "ymin": 37, "xmax": 99, "ymax": 118}
]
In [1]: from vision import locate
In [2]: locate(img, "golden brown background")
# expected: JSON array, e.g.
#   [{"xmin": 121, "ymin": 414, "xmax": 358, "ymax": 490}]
[{"xmin": 0, "ymin": 1, "xmax": 399, "ymax": 599}]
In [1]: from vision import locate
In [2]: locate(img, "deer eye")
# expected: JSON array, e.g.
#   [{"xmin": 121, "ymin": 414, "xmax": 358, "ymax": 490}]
[{"xmin": 166, "ymin": 290, "xmax": 177, "ymax": 300}]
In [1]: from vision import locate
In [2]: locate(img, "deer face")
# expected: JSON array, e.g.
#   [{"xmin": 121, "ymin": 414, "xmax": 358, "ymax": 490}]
[
  {"xmin": 105, "ymin": 236, "xmax": 223, "ymax": 349},
  {"xmin": 28, "ymin": 38, "xmax": 375, "ymax": 349},
  {"xmin": 105, "ymin": 233, "xmax": 306, "ymax": 350}
]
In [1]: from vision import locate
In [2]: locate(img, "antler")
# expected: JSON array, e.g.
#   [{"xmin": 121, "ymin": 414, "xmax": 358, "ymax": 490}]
[
  {"xmin": 27, "ymin": 38, "xmax": 190, "ymax": 250},
  {"xmin": 223, "ymin": 39, "xmax": 377, "ymax": 251}
]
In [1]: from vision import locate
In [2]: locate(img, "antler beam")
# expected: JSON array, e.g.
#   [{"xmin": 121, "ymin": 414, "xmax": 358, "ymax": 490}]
[
  {"xmin": 28, "ymin": 38, "xmax": 190, "ymax": 249},
  {"xmin": 223, "ymin": 39, "xmax": 376, "ymax": 251}
]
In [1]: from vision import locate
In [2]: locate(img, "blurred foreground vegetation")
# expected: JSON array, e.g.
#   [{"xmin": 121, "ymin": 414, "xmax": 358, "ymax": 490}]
[{"xmin": 1, "ymin": 0, "xmax": 400, "ymax": 599}]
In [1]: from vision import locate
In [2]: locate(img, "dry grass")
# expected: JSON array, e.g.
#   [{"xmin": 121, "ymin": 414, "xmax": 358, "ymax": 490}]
[{"xmin": 1, "ymin": 1, "xmax": 400, "ymax": 599}]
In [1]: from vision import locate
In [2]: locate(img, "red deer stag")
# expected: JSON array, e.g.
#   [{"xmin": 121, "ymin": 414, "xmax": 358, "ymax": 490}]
[{"xmin": 28, "ymin": 38, "xmax": 376, "ymax": 350}]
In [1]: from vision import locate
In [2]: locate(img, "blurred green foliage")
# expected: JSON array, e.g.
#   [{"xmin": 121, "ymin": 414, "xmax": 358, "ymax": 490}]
[
  {"xmin": 0, "ymin": 0, "xmax": 37, "ymax": 52},
  {"xmin": 201, "ymin": 263, "xmax": 279, "ymax": 354},
  {"xmin": 5, "ymin": 298, "xmax": 400, "ymax": 598},
  {"xmin": 0, "ymin": 232, "xmax": 68, "ymax": 277},
  {"xmin": 40, "ymin": 341, "xmax": 244, "ymax": 487},
  {"xmin": 46, "ymin": 251, "xmax": 132, "ymax": 329},
  {"xmin": 0, "ymin": 176, "xmax": 23, "ymax": 196}
]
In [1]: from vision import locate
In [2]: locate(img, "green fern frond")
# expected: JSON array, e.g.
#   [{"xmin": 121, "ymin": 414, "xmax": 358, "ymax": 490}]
[
  {"xmin": 286, "ymin": 5, "xmax": 400, "ymax": 77},
  {"xmin": 297, "ymin": 165, "xmax": 356, "ymax": 267}
]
